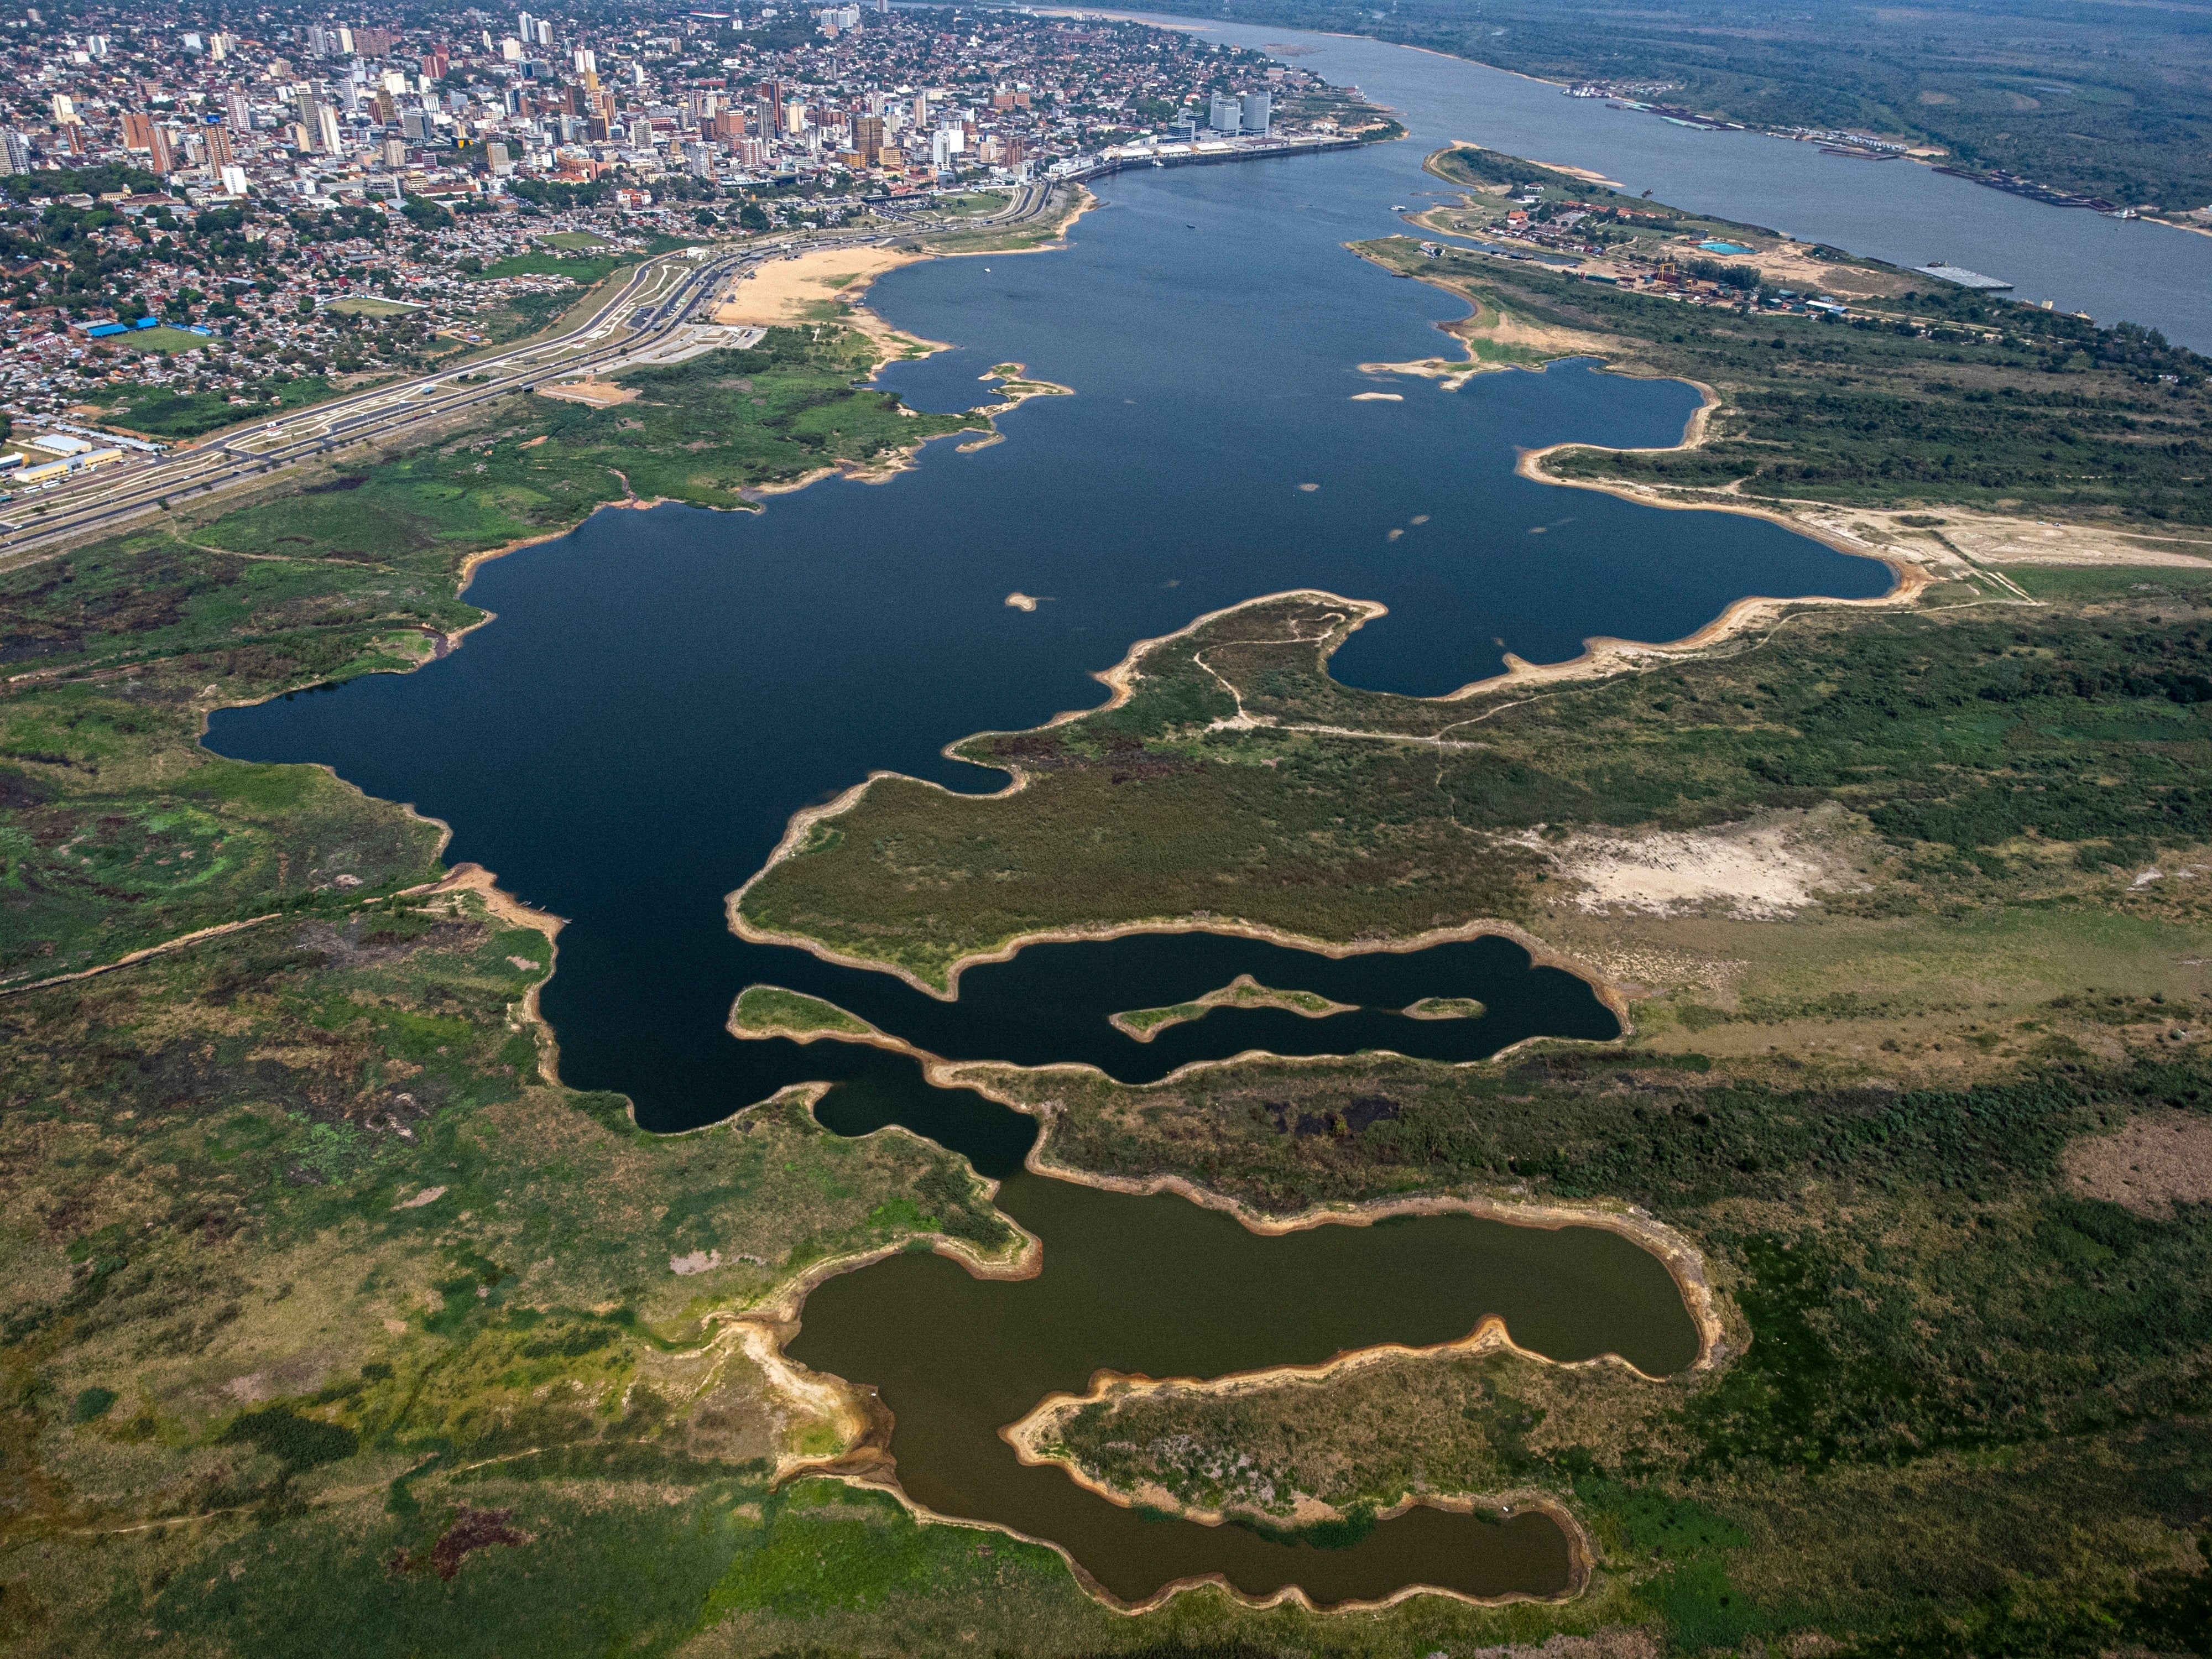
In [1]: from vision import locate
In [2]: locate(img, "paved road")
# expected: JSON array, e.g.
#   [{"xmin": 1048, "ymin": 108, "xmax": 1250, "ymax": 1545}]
[{"xmin": 0, "ymin": 180, "xmax": 1055, "ymax": 564}]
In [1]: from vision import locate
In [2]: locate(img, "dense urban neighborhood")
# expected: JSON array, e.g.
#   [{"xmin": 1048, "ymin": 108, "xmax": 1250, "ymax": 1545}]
[{"xmin": 0, "ymin": 2, "xmax": 1355, "ymax": 447}]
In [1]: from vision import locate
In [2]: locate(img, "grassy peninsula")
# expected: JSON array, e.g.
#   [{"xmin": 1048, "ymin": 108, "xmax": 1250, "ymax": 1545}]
[{"xmin": 1360, "ymin": 151, "xmax": 2210, "ymax": 531}]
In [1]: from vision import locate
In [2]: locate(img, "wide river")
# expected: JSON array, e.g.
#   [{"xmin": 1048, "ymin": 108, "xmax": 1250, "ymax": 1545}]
[
  {"xmin": 1103, "ymin": 7, "xmax": 2212, "ymax": 350},
  {"xmin": 210, "ymin": 134, "xmax": 1870, "ymax": 1601}
]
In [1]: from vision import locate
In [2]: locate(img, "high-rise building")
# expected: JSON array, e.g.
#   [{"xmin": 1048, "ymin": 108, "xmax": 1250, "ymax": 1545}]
[
  {"xmin": 219, "ymin": 161, "xmax": 249, "ymax": 195},
  {"xmin": 1, "ymin": 130, "xmax": 32, "ymax": 174},
  {"xmin": 225, "ymin": 91, "xmax": 252, "ymax": 132},
  {"xmin": 382, "ymin": 137, "xmax": 406, "ymax": 166},
  {"xmin": 1239, "ymin": 90, "xmax": 1271, "ymax": 134},
  {"xmin": 202, "ymin": 120, "xmax": 232, "ymax": 169},
  {"xmin": 1208, "ymin": 92, "xmax": 1241, "ymax": 132},
  {"xmin": 316, "ymin": 103, "xmax": 345, "ymax": 155},
  {"xmin": 853, "ymin": 114, "xmax": 883, "ymax": 163},
  {"xmin": 146, "ymin": 124, "xmax": 173, "ymax": 173},
  {"xmin": 683, "ymin": 139, "xmax": 714, "ymax": 179}
]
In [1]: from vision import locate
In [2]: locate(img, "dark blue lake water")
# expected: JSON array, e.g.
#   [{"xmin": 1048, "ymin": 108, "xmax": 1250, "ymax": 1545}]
[{"xmin": 208, "ymin": 145, "xmax": 1885, "ymax": 1134}]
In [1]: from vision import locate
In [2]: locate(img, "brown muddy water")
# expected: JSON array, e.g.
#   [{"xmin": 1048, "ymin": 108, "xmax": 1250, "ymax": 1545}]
[{"xmin": 789, "ymin": 1168, "xmax": 1701, "ymax": 1608}]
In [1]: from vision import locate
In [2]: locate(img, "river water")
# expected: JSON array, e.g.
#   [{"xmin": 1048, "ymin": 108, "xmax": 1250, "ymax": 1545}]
[
  {"xmin": 1100, "ymin": 8, "xmax": 2212, "ymax": 349},
  {"xmin": 208, "ymin": 140, "xmax": 1851, "ymax": 1603}
]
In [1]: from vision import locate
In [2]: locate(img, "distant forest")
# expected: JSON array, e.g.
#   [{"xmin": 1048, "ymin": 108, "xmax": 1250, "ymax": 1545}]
[{"xmin": 1203, "ymin": 0, "xmax": 2212, "ymax": 210}]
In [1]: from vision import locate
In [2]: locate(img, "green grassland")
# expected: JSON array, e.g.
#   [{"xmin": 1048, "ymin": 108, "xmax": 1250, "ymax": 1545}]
[
  {"xmin": 1352, "ymin": 229, "xmax": 2212, "ymax": 525},
  {"xmin": 1420, "ymin": 143, "xmax": 1924, "ymax": 293},
  {"xmin": 118, "ymin": 325, "xmax": 221, "ymax": 355},
  {"xmin": 475, "ymin": 250, "xmax": 638, "ymax": 286},
  {"xmin": 324, "ymin": 296, "xmax": 422, "ymax": 319},
  {"xmin": 729, "ymin": 984, "xmax": 876, "ymax": 1039},
  {"xmin": 81, "ymin": 373, "xmax": 349, "ymax": 440},
  {"xmin": 0, "ymin": 886, "xmax": 1033, "ymax": 1656},
  {"xmin": 0, "ymin": 326, "xmax": 984, "ymax": 986}
]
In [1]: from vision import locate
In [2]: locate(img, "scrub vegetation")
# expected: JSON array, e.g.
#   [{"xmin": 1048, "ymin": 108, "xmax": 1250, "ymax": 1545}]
[
  {"xmin": 0, "ymin": 885, "xmax": 1029, "ymax": 1655},
  {"xmin": 1353, "ymin": 238, "xmax": 2212, "ymax": 526},
  {"xmin": 730, "ymin": 983, "xmax": 877, "ymax": 1039}
]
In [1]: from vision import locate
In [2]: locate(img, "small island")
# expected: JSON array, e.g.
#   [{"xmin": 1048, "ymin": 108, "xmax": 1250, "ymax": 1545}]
[{"xmin": 1110, "ymin": 975, "xmax": 1358, "ymax": 1041}]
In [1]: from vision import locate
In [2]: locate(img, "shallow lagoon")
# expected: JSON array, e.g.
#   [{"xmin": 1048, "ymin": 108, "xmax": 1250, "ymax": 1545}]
[{"xmin": 211, "ymin": 149, "xmax": 1854, "ymax": 1603}]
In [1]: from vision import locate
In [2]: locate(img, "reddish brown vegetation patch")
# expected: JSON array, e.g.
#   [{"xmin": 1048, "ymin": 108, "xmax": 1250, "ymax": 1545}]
[
  {"xmin": 2064, "ymin": 1113, "xmax": 2212, "ymax": 1218},
  {"xmin": 388, "ymin": 1506, "xmax": 530, "ymax": 1581}
]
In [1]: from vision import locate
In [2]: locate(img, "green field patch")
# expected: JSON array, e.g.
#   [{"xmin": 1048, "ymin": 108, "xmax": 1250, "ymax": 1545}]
[
  {"xmin": 475, "ymin": 251, "xmax": 633, "ymax": 284},
  {"xmin": 118, "ymin": 325, "xmax": 218, "ymax": 354},
  {"xmin": 82, "ymin": 373, "xmax": 347, "ymax": 439},
  {"xmin": 324, "ymin": 295, "xmax": 421, "ymax": 317},
  {"xmin": 730, "ymin": 983, "xmax": 875, "ymax": 1040}
]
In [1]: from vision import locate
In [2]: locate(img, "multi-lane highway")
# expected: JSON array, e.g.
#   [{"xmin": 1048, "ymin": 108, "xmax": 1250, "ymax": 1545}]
[{"xmin": 0, "ymin": 179, "xmax": 1056, "ymax": 563}]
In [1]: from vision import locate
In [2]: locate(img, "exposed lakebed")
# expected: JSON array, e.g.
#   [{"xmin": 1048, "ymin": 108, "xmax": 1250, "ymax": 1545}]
[{"xmin": 206, "ymin": 145, "xmax": 1845, "ymax": 1606}]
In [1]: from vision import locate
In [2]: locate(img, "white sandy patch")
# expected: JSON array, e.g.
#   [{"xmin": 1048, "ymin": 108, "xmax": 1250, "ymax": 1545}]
[
  {"xmin": 1541, "ymin": 822, "xmax": 1833, "ymax": 919},
  {"xmin": 1005, "ymin": 592, "xmax": 1040, "ymax": 611},
  {"xmin": 1928, "ymin": 514, "xmax": 2212, "ymax": 570},
  {"xmin": 392, "ymin": 1185, "xmax": 446, "ymax": 1210},
  {"xmin": 1350, "ymin": 391, "xmax": 1404, "ymax": 401},
  {"xmin": 535, "ymin": 379, "xmax": 638, "ymax": 408}
]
